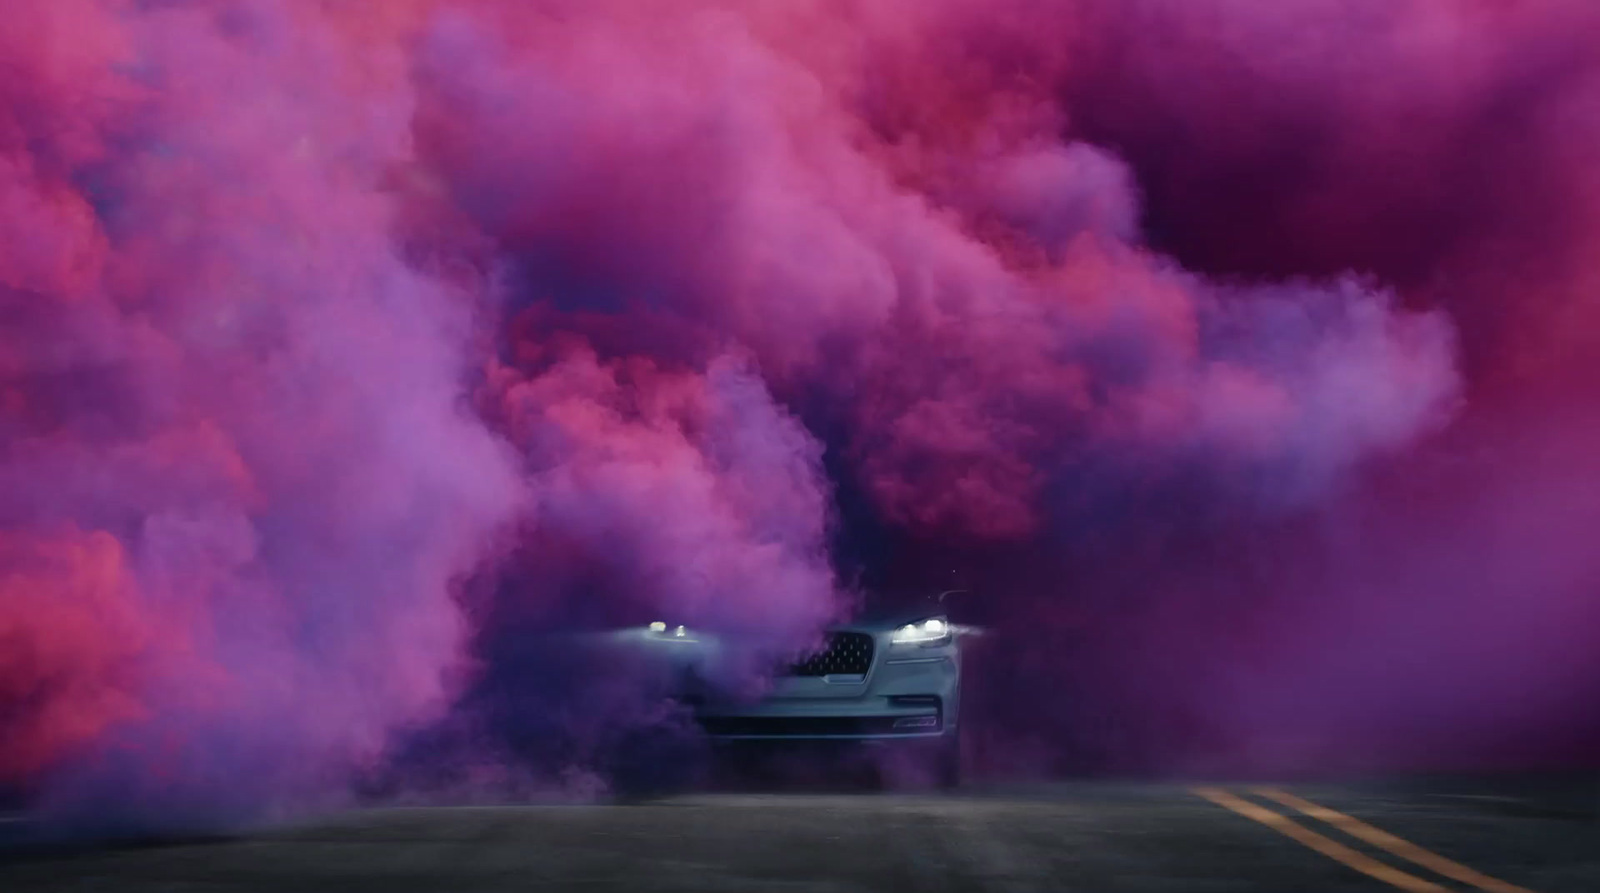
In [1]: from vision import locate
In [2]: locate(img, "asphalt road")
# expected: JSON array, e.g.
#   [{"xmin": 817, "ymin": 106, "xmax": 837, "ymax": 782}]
[{"xmin": 3, "ymin": 776, "xmax": 1597, "ymax": 892}]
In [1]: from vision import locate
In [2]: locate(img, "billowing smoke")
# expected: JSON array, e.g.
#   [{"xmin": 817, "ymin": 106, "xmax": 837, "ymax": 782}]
[
  {"xmin": 0, "ymin": 0, "xmax": 532, "ymax": 826},
  {"xmin": 2, "ymin": 0, "xmax": 1596, "ymax": 824}
]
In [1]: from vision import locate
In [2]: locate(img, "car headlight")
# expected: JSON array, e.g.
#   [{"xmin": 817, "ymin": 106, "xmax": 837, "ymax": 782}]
[
  {"xmin": 648, "ymin": 621, "xmax": 691, "ymax": 639},
  {"xmin": 891, "ymin": 616, "xmax": 951, "ymax": 645}
]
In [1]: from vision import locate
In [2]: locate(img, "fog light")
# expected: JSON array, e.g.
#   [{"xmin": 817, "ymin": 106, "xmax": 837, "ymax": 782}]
[{"xmin": 894, "ymin": 716, "xmax": 939, "ymax": 729}]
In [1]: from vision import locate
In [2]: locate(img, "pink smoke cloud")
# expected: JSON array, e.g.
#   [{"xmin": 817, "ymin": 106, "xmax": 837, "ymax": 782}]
[
  {"xmin": 3, "ymin": 0, "xmax": 1597, "ymax": 822},
  {"xmin": 0, "ymin": 530, "xmax": 150, "ymax": 781},
  {"xmin": 481, "ymin": 343, "xmax": 840, "ymax": 644},
  {"xmin": 3, "ymin": 0, "xmax": 527, "ymax": 823},
  {"xmin": 411, "ymin": 1, "xmax": 1455, "ymax": 532}
]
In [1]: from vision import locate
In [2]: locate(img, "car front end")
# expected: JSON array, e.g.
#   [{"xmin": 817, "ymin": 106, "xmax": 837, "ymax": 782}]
[{"xmin": 648, "ymin": 607, "xmax": 966, "ymax": 785}]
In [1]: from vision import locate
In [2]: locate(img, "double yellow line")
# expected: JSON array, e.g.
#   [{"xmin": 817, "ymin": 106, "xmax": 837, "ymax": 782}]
[{"xmin": 1193, "ymin": 787, "xmax": 1537, "ymax": 893}]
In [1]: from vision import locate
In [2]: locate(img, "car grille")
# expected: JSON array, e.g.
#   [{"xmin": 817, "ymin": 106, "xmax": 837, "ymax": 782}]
[{"xmin": 787, "ymin": 632, "xmax": 875, "ymax": 677}]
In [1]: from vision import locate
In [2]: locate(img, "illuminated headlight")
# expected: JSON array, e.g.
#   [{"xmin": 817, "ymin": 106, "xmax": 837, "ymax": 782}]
[
  {"xmin": 891, "ymin": 616, "xmax": 951, "ymax": 645},
  {"xmin": 647, "ymin": 621, "xmax": 692, "ymax": 640}
]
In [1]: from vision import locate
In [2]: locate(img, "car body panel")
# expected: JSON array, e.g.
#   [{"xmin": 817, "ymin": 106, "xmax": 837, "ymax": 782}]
[{"xmin": 691, "ymin": 617, "xmax": 963, "ymax": 741}]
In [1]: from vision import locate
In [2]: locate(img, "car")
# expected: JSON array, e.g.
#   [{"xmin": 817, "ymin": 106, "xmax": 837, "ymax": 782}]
[{"xmin": 642, "ymin": 592, "xmax": 972, "ymax": 788}]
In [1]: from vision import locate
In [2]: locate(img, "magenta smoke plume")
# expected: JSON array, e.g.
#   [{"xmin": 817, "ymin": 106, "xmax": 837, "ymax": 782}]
[{"xmin": 4, "ymin": 0, "xmax": 1597, "ymax": 820}]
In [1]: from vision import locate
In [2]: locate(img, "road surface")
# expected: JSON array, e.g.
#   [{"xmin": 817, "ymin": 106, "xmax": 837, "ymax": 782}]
[{"xmin": 2, "ymin": 777, "xmax": 1597, "ymax": 891}]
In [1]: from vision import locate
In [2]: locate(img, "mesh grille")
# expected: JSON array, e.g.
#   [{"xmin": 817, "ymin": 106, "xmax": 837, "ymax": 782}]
[{"xmin": 788, "ymin": 632, "xmax": 874, "ymax": 676}]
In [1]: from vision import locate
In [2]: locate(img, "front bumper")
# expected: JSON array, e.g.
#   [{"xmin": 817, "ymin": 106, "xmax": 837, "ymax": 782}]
[{"xmin": 692, "ymin": 641, "xmax": 961, "ymax": 740}]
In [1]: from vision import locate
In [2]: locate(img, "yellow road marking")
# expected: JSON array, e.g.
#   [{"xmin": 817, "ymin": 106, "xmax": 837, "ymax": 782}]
[
  {"xmin": 1191, "ymin": 787, "xmax": 1448, "ymax": 892},
  {"xmin": 1255, "ymin": 788, "xmax": 1537, "ymax": 893}
]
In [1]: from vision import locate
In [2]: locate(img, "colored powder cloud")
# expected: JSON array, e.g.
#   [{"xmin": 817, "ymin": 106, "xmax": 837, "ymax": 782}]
[{"xmin": 3, "ymin": 0, "xmax": 1597, "ymax": 823}]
